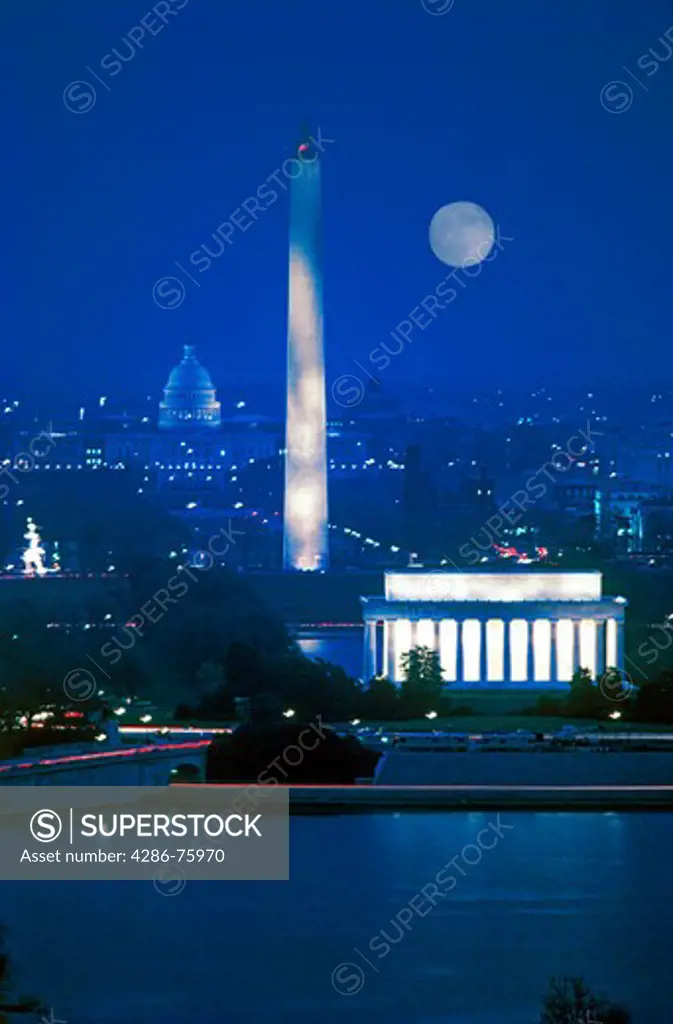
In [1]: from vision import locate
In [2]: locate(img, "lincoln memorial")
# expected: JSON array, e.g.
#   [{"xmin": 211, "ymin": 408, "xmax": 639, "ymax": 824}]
[{"xmin": 360, "ymin": 570, "xmax": 626, "ymax": 688}]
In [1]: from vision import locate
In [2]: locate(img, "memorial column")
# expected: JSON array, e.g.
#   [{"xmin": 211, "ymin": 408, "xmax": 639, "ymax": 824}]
[
  {"xmin": 456, "ymin": 620, "xmax": 464, "ymax": 684},
  {"xmin": 595, "ymin": 619, "xmax": 606, "ymax": 681},
  {"xmin": 571, "ymin": 619, "xmax": 581, "ymax": 676},
  {"xmin": 549, "ymin": 619, "xmax": 558, "ymax": 685},
  {"xmin": 526, "ymin": 618, "xmax": 535, "ymax": 684},
  {"xmin": 385, "ymin": 620, "xmax": 396, "ymax": 682},
  {"xmin": 479, "ymin": 620, "xmax": 488, "ymax": 685},
  {"xmin": 503, "ymin": 619, "xmax": 511, "ymax": 685},
  {"xmin": 363, "ymin": 619, "xmax": 377, "ymax": 681}
]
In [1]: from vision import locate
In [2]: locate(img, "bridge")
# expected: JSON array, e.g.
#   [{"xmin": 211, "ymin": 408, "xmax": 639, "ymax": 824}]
[{"xmin": 0, "ymin": 738, "xmax": 210, "ymax": 786}]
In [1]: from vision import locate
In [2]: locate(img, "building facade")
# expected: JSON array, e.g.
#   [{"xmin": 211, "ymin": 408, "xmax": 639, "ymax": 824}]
[
  {"xmin": 5, "ymin": 345, "xmax": 281, "ymax": 495},
  {"xmin": 361, "ymin": 570, "xmax": 626, "ymax": 687},
  {"xmin": 158, "ymin": 344, "xmax": 222, "ymax": 430}
]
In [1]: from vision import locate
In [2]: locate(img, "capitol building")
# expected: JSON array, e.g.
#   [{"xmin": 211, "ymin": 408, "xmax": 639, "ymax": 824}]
[
  {"xmin": 158, "ymin": 344, "xmax": 222, "ymax": 430},
  {"xmin": 6, "ymin": 345, "xmax": 281, "ymax": 495}
]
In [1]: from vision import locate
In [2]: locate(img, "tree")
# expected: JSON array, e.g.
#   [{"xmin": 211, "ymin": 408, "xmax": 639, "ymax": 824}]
[
  {"xmin": 362, "ymin": 676, "xmax": 401, "ymax": 720},
  {"xmin": 399, "ymin": 645, "xmax": 444, "ymax": 717},
  {"xmin": 570, "ymin": 667, "xmax": 593, "ymax": 688},
  {"xmin": 600, "ymin": 667, "xmax": 633, "ymax": 704},
  {"xmin": 267, "ymin": 654, "xmax": 363, "ymax": 721},
  {"xmin": 565, "ymin": 668, "xmax": 607, "ymax": 720},
  {"xmin": 248, "ymin": 691, "xmax": 284, "ymax": 724},
  {"xmin": 540, "ymin": 976, "xmax": 631, "ymax": 1023},
  {"xmin": 0, "ymin": 924, "xmax": 43, "ymax": 1017},
  {"xmin": 632, "ymin": 670, "xmax": 673, "ymax": 723},
  {"xmin": 186, "ymin": 647, "xmax": 365, "ymax": 724},
  {"xmin": 0, "ymin": 629, "xmax": 95, "ymax": 722},
  {"xmin": 207, "ymin": 721, "xmax": 380, "ymax": 784},
  {"xmin": 195, "ymin": 660, "xmax": 225, "ymax": 696},
  {"xmin": 223, "ymin": 641, "xmax": 265, "ymax": 697}
]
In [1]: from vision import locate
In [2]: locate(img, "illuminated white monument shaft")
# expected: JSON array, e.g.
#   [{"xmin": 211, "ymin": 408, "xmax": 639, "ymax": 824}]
[{"xmin": 283, "ymin": 138, "xmax": 329, "ymax": 571}]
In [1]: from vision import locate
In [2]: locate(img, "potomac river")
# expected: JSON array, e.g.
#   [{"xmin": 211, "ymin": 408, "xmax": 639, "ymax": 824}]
[{"xmin": 0, "ymin": 810, "xmax": 668, "ymax": 1022}]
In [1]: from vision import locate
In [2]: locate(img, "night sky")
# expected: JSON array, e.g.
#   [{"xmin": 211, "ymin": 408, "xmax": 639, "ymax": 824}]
[{"xmin": 5, "ymin": 0, "xmax": 673, "ymax": 403}]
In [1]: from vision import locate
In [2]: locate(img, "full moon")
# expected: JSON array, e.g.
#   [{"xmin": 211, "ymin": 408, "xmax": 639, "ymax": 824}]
[{"xmin": 429, "ymin": 201, "xmax": 495, "ymax": 268}]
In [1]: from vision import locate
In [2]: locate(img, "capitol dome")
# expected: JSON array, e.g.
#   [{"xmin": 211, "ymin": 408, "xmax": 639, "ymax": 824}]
[{"xmin": 158, "ymin": 344, "xmax": 221, "ymax": 430}]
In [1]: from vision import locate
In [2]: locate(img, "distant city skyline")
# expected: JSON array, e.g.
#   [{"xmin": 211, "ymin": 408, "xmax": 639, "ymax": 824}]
[{"xmin": 5, "ymin": 372, "xmax": 673, "ymax": 431}]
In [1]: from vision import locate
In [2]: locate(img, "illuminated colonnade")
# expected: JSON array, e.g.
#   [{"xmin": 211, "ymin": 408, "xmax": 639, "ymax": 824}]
[{"xmin": 360, "ymin": 571, "xmax": 626, "ymax": 687}]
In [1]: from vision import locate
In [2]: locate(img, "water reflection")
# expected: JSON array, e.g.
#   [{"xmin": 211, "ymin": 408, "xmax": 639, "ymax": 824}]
[{"xmin": 0, "ymin": 811, "xmax": 667, "ymax": 1023}]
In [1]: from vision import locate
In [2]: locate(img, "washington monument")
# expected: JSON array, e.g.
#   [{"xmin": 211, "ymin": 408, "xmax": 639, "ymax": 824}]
[{"xmin": 283, "ymin": 134, "xmax": 329, "ymax": 571}]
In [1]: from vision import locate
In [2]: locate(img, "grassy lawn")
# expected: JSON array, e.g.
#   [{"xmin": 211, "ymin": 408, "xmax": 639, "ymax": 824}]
[
  {"xmin": 338, "ymin": 717, "xmax": 673, "ymax": 734},
  {"xmin": 168, "ymin": 715, "xmax": 673, "ymax": 734}
]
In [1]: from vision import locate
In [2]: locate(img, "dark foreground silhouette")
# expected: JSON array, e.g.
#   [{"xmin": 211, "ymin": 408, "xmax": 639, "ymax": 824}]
[{"xmin": 206, "ymin": 721, "xmax": 380, "ymax": 784}]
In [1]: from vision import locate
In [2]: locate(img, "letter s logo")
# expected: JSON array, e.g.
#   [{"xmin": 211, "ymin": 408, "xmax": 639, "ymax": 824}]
[{"xmin": 30, "ymin": 809, "xmax": 63, "ymax": 843}]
